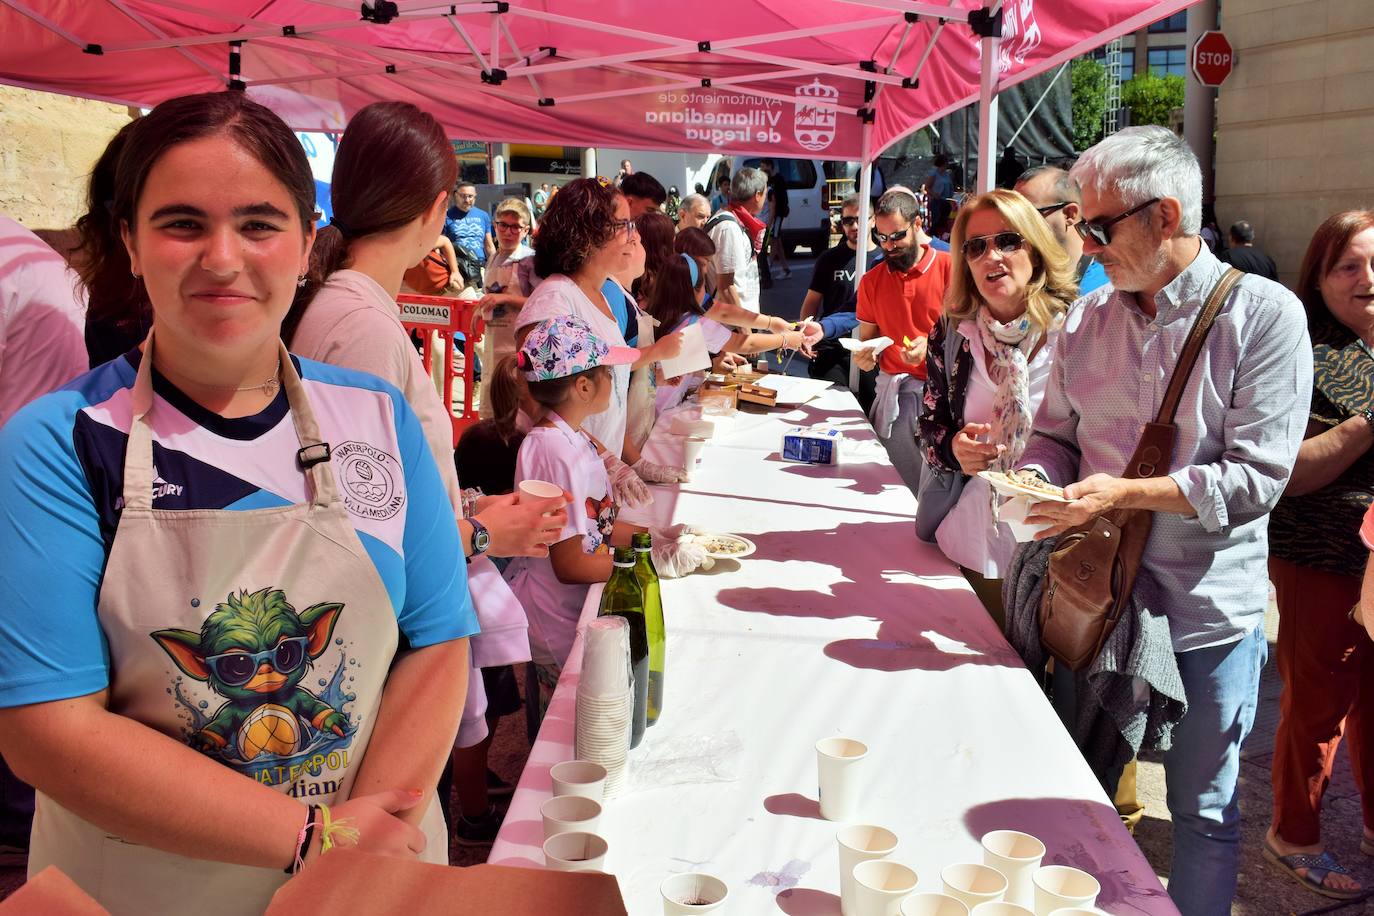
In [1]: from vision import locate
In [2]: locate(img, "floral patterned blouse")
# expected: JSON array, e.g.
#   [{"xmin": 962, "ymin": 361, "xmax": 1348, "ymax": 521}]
[{"xmin": 918, "ymin": 316, "xmax": 974, "ymax": 475}]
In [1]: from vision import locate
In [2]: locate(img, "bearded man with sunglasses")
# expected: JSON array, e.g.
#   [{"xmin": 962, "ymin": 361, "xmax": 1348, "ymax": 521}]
[
  {"xmin": 1018, "ymin": 126, "xmax": 1312, "ymax": 916},
  {"xmin": 853, "ymin": 187, "xmax": 952, "ymax": 494}
]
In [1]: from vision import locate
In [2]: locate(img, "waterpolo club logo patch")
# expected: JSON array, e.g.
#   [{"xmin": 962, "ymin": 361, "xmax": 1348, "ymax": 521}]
[{"xmin": 334, "ymin": 440, "xmax": 404, "ymax": 520}]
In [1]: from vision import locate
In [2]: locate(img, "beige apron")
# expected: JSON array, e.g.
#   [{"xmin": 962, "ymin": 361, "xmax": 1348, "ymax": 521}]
[
  {"xmin": 625, "ymin": 308, "xmax": 658, "ymax": 450},
  {"xmin": 28, "ymin": 334, "xmax": 446, "ymax": 915}
]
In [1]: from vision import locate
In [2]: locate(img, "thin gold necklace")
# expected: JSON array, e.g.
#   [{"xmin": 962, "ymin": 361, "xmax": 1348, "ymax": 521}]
[{"xmin": 182, "ymin": 358, "xmax": 282, "ymax": 398}]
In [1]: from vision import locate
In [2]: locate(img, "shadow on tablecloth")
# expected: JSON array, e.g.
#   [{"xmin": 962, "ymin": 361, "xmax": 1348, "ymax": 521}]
[
  {"xmin": 716, "ymin": 520, "xmax": 1022, "ymax": 673},
  {"xmin": 764, "ymin": 793, "xmax": 824, "ymax": 821},
  {"xmin": 775, "ymin": 886, "xmax": 842, "ymax": 914}
]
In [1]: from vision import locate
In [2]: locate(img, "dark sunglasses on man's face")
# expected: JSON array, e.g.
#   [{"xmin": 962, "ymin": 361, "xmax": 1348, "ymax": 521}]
[
  {"xmin": 872, "ymin": 227, "xmax": 911, "ymax": 245},
  {"xmin": 962, "ymin": 231, "xmax": 1025, "ymax": 260},
  {"xmin": 1075, "ymin": 198, "xmax": 1160, "ymax": 247},
  {"xmin": 839, "ymin": 216, "xmax": 861, "ymax": 227},
  {"xmin": 1035, "ymin": 202, "xmax": 1070, "ymax": 218}
]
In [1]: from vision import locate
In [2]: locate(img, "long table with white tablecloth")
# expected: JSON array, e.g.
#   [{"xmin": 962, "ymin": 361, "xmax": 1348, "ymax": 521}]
[{"xmin": 489, "ymin": 385, "xmax": 1177, "ymax": 916}]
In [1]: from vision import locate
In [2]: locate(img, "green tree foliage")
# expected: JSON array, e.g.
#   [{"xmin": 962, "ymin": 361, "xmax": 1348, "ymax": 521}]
[
  {"xmin": 1070, "ymin": 58, "xmax": 1107, "ymax": 152},
  {"xmin": 1122, "ymin": 71, "xmax": 1186, "ymax": 129}
]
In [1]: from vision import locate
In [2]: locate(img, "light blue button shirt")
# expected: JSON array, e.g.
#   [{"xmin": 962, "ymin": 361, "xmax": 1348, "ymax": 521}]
[{"xmin": 1021, "ymin": 244, "xmax": 1313, "ymax": 652}]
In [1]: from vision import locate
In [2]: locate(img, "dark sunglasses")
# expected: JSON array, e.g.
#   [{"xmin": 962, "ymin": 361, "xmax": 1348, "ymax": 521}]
[
  {"xmin": 1035, "ymin": 202, "xmax": 1070, "ymax": 218},
  {"xmin": 205, "ymin": 637, "xmax": 309, "ymax": 688},
  {"xmin": 1075, "ymin": 198, "xmax": 1160, "ymax": 246},
  {"xmin": 872, "ymin": 227, "xmax": 911, "ymax": 245},
  {"xmin": 839, "ymin": 216, "xmax": 862, "ymax": 227},
  {"xmin": 962, "ymin": 231, "xmax": 1025, "ymax": 260}
]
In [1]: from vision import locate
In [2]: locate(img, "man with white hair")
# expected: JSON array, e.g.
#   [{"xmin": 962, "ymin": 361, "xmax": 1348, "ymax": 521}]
[
  {"xmin": 707, "ymin": 167, "xmax": 769, "ymax": 312},
  {"xmin": 675, "ymin": 193, "xmax": 711, "ymax": 232},
  {"xmin": 1020, "ymin": 126, "xmax": 1312, "ymax": 915}
]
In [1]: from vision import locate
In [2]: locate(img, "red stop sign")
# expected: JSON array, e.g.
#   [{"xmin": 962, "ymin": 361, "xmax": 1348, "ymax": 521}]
[{"xmin": 1192, "ymin": 30, "xmax": 1234, "ymax": 86}]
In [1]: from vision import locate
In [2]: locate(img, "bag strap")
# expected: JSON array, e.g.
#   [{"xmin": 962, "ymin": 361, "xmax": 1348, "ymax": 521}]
[{"xmin": 1154, "ymin": 267, "xmax": 1244, "ymax": 425}]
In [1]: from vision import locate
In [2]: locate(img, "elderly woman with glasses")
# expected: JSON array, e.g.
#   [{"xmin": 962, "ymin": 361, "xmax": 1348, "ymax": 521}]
[
  {"xmin": 514, "ymin": 178, "xmax": 684, "ymax": 504},
  {"xmin": 916, "ymin": 188, "xmax": 1077, "ymax": 624}
]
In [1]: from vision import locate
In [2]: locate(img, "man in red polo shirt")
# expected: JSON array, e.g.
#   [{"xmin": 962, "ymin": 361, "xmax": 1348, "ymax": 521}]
[{"xmin": 853, "ymin": 188, "xmax": 952, "ymax": 494}]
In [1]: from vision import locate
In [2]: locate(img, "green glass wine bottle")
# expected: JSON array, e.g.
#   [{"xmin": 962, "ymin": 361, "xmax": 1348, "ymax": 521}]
[
  {"xmin": 631, "ymin": 531, "xmax": 666, "ymax": 726},
  {"xmin": 597, "ymin": 546, "xmax": 648, "ymax": 748}
]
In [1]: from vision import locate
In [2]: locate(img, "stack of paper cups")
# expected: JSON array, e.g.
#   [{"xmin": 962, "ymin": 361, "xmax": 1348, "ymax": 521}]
[{"xmin": 576, "ymin": 617, "xmax": 634, "ymax": 796}]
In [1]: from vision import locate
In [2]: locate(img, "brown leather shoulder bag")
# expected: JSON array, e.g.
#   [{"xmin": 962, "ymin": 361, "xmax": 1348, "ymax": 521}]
[{"xmin": 1039, "ymin": 267, "xmax": 1244, "ymax": 671}]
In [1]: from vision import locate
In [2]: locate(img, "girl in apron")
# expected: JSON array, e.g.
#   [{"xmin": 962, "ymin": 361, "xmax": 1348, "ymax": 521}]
[
  {"xmin": 0, "ymin": 91, "xmax": 476, "ymax": 915},
  {"xmin": 283, "ymin": 100, "xmax": 567, "ymax": 847}
]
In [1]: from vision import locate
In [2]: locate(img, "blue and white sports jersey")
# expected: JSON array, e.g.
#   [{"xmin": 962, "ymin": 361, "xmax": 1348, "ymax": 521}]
[{"xmin": 0, "ymin": 350, "xmax": 476, "ymax": 708}]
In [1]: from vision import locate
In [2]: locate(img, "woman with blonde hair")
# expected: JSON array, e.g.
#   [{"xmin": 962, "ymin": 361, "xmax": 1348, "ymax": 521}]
[{"xmin": 916, "ymin": 188, "xmax": 1078, "ymax": 623}]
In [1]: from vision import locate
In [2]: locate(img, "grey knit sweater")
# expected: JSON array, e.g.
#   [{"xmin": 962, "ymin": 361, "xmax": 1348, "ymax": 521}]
[{"xmin": 1003, "ymin": 537, "xmax": 1188, "ymax": 778}]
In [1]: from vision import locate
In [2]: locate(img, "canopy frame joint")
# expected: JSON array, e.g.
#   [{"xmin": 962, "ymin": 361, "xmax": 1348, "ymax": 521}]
[{"xmin": 968, "ymin": 7, "xmax": 1003, "ymax": 38}]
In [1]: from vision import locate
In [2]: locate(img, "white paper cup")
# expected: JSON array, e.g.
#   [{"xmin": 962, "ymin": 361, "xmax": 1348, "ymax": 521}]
[
  {"xmin": 660, "ymin": 873, "xmax": 729, "ymax": 914},
  {"xmin": 1032, "ymin": 867, "xmax": 1099, "ymax": 916},
  {"xmin": 901, "ymin": 892, "xmax": 969, "ymax": 916},
  {"xmin": 816, "ymin": 736, "xmax": 868, "ymax": 821},
  {"xmin": 682, "ymin": 436, "xmax": 707, "ymax": 467},
  {"xmin": 580, "ymin": 617, "xmax": 632, "ymax": 694},
  {"xmin": 540, "ymin": 795, "xmax": 603, "ymax": 842},
  {"xmin": 518, "ymin": 478, "xmax": 565, "ymax": 516},
  {"xmin": 550, "ymin": 760, "xmax": 608, "ymax": 801},
  {"xmin": 971, "ymin": 903, "xmax": 1035, "ymax": 916},
  {"xmin": 838, "ymin": 825, "xmax": 899, "ymax": 916},
  {"xmin": 981, "ymin": 830, "xmax": 1045, "ymax": 909},
  {"xmin": 941, "ymin": 863, "xmax": 1007, "ymax": 908},
  {"xmin": 543, "ymin": 831, "xmax": 608, "ymax": 871},
  {"xmin": 851, "ymin": 859, "xmax": 918, "ymax": 916}
]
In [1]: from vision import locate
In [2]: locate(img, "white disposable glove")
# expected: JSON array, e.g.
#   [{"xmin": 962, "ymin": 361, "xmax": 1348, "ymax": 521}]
[
  {"xmin": 632, "ymin": 456, "xmax": 688, "ymax": 484},
  {"xmin": 651, "ymin": 523, "xmax": 705, "ymax": 543},
  {"xmin": 651, "ymin": 539, "xmax": 715, "ymax": 578},
  {"xmin": 601, "ymin": 450, "xmax": 653, "ymax": 509}
]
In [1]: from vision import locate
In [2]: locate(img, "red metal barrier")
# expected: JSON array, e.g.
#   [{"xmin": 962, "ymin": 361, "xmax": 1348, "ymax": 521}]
[{"xmin": 397, "ymin": 293, "xmax": 485, "ymax": 447}]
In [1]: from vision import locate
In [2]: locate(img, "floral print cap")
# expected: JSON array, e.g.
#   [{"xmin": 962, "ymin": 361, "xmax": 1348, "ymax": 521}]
[{"xmin": 517, "ymin": 314, "xmax": 640, "ymax": 381}]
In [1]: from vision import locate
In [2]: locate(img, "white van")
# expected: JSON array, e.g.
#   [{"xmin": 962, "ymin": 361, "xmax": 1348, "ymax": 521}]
[{"xmin": 739, "ymin": 157, "xmax": 831, "ymax": 256}]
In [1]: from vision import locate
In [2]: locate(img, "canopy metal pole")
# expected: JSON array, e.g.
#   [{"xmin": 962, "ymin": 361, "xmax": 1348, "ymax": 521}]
[
  {"xmin": 976, "ymin": 14, "xmax": 1001, "ymax": 193},
  {"xmin": 975, "ymin": 34, "xmax": 1000, "ymax": 191},
  {"xmin": 848, "ymin": 119, "xmax": 874, "ymax": 394},
  {"xmin": 1003, "ymin": 61, "xmax": 1069, "ymax": 148}
]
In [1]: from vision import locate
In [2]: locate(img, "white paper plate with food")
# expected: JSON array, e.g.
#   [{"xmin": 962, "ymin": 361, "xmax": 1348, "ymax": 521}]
[
  {"xmin": 977, "ymin": 470, "xmax": 1072, "ymax": 503},
  {"xmin": 692, "ymin": 532, "xmax": 757, "ymax": 559},
  {"xmin": 839, "ymin": 335, "xmax": 893, "ymax": 355}
]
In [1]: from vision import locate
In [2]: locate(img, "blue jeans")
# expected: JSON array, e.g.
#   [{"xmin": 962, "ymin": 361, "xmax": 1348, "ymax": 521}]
[
  {"xmin": 1164, "ymin": 624, "xmax": 1267, "ymax": 916},
  {"xmin": 1049, "ymin": 624, "xmax": 1266, "ymax": 916}
]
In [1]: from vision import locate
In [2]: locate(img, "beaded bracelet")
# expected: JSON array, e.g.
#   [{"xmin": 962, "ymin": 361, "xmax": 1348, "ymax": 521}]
[{"xmin": 460, "ymin": 487, "xmax": 483, "ymax": 519}]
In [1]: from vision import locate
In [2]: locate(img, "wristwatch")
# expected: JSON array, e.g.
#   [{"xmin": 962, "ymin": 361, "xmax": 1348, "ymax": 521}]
[{"xmin": 469, "ymin": 518, "xmax": 491, "ymax": 557}]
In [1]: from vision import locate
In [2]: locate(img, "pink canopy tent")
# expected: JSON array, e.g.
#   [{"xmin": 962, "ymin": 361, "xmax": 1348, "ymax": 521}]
[
  {"xmin": 1, "ymin": 0, "xmax": 1192, "ymax": 386},
  {"xmin": 3, "ymin": 0, "xmax": 1190, "ymax": 176}
]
